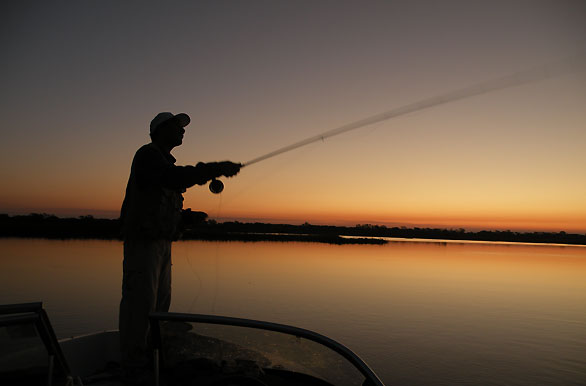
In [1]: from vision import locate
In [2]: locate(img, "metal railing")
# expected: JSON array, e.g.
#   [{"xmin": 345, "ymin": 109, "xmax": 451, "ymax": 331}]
[
  {"xmin": 0, "ymin": 302, "xmax": 73, "ymax": 386},
  {"xmin": 150, "ymin": 311, "xmax": 384, "ymax": 386}
]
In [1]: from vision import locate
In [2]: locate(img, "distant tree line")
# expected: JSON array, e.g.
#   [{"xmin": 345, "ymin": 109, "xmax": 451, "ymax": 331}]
[
  {"xmin": 0, "ymin": 213, "xmax": 121, "ymax": 239},
  {"xmin": 1, "ymin": 213, "xmax": 585, "ymax": 246},
  {"xmin": 188, "ymin": 221, "xmax": 586, "ymax": 245}
]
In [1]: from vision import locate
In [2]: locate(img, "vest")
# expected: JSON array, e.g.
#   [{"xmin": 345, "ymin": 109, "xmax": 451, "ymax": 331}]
[{"xmin": 120, "ymin": 143, "xmax": 184, "ymax": 240}]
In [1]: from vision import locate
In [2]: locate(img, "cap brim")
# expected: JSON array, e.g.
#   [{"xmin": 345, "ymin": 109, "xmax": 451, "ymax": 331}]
[{"xmin": 174, "ymin": 113, "xmax": 190, "ymax": 127}]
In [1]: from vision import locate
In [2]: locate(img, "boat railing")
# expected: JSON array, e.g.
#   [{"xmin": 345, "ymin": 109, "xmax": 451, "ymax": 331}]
[
  {"xmin": 0, "ymin": 302, "xmax": 73, "ymax": 386},
  {"xmin": 150, "ymin": 311, "xmax": 384, "ymax": 386}
]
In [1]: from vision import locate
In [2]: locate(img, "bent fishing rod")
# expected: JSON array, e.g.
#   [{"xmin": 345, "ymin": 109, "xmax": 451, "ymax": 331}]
[{"xmin": 208, "ymin": 55, "xmax": 585, "ymax": 194}]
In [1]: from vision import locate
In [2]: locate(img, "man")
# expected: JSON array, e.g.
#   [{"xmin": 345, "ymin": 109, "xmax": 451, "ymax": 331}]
[{"xmin": 119, "ymin": 112, "xmax": 240, "ymax": 378}]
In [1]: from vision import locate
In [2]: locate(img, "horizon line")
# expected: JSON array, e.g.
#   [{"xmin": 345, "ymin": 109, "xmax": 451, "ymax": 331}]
[{"xmin": 2, "ymin": 211, "xmax": 584, "ymax": 235}]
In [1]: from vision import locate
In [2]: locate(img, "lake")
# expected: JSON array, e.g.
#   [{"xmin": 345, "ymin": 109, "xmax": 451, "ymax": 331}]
[{"xmin": 1, "ymin": 238, "xmax": 585, "ymax": 385}]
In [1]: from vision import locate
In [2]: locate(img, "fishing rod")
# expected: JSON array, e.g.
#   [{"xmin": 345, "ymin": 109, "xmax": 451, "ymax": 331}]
[{"xmin": 209, "ymin": 54, "xmax": 585, "ymax": 193}]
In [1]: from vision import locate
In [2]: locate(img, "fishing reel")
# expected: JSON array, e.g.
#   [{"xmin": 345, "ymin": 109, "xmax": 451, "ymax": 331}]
[{"xmin": 209, "ymin": 179, "xmax": 224, "ymax": 194}]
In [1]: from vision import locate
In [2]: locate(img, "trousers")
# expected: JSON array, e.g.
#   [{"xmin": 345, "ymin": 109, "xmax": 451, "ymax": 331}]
[{"xmin": 119, "ymin": 238, "xmax": 172, "ymax": 368}]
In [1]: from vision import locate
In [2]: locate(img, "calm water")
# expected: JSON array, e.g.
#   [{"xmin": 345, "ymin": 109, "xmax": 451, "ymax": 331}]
[{"xmin": 1, "ymin": 238, "xmax": 585, "ymax": 385}]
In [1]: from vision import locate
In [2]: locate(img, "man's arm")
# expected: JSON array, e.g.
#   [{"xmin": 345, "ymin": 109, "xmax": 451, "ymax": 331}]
[
  {"xmin": 133, "ymin": 145, "xmax": 241, "ymax": 190},
  {"xmin": 163, "ymin": 161, "xmax": 241, "ymax": 190}
]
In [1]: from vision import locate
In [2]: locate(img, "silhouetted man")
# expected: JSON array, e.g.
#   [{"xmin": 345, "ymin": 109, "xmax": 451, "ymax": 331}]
[{"xmin": 119, "ymin": 112, "xmax": 240, "ymax": 382}]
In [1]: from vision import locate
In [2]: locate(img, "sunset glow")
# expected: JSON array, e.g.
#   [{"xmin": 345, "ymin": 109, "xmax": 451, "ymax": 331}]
[{"xmin": 1, "ymin": 1, "xmax": 585, "ymax": 233}]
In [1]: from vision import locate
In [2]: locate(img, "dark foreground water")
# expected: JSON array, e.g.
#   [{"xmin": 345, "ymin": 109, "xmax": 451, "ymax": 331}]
[{"xmin": 1, "ymin": 238, "xmax": 585, "ymax": 385}]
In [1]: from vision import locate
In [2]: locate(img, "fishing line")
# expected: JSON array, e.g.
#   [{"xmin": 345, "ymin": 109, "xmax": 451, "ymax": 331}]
[
  {"xmin": 211, "ymin": 193, "xmax": 223, "ymax": 314},
  {"xmin": 197, "ymin": 54, "xmax": 584, "ymax": 312},
  {"xmin": 184, "ymin": 243, "xmax": 203, "ymax": 313},
  {"xmin": 184, "ymin": 194, "xmax": 224, "ymax": 314},
  {"xmin": 221, "ymin": 137, "xmax": 327, "ymax": 206},
  {"xmin": 220, "ymin": 119, "xmax": 389, "ymax": 205},
  {"xmin": 240, "ymin": 55, "xmax": 585, "ymax": 168}
]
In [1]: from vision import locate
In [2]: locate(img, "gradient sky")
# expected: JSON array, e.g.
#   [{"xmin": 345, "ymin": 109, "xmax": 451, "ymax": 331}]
[{"xmin": 1, "ymin": 1, "xmax": 585, "ymax": 232}]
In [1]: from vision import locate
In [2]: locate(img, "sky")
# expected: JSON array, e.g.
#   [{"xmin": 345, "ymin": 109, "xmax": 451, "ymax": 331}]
[{"xmin": 1, "ymin": 1, "xmax": 585, "ymax": 232}]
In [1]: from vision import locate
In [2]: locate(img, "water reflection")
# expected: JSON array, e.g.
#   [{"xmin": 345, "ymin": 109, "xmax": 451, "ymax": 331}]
[{"xmin": 1, "ymin": 238, "xmax": 585, "ymax": 386}]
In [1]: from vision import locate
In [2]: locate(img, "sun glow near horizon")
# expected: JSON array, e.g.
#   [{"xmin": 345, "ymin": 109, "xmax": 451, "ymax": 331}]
[{"xmin": 1, "ymin": 1, "xmax": 585, "ymax": 234}]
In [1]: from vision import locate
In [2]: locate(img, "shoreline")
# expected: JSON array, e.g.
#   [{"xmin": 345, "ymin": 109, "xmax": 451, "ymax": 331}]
[{"xmin": 1, "ymin": 214, "xmax": 585, "ymax": 246}]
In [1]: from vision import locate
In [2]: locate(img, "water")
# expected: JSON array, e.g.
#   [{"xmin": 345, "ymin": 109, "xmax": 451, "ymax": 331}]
[{"xmin": 1, "ymin": 238, "xmax": 585, "ymax": 385}]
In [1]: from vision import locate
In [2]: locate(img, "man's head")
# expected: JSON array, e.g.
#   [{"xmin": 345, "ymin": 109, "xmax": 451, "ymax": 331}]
[{"xmin": 150, "ymin": 112, "xmax": 191, "ymax": 149}]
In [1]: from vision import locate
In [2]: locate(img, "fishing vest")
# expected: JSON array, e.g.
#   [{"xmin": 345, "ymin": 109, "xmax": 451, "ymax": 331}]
[{"xmin": 120, "ymin": 143, "xmax": 185, "ymax": 240}]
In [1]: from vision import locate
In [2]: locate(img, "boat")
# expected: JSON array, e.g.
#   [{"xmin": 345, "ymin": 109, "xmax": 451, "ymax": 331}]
[{"xmin": 0, "ymin": 302, "xmax": 385, "ymax": 386}]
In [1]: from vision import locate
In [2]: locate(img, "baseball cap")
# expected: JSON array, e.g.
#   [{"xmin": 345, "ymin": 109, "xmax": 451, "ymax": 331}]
[{"xmin": 150, "ymin": 112, "xmax": 191, "ymax": 135}]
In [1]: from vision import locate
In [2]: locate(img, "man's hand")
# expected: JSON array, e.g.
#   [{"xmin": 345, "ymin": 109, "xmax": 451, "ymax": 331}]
[
  {"xmin": 218, "ymin": 161, "xmax": 241, "ymax": 178},
  {"xmin": 197, "ymin": 161, "xmax": 242, "ymax": 180}
]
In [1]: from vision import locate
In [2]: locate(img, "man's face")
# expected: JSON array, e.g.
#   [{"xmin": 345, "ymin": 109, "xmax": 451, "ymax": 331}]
[{"xmin": 159, "ymin": 119, "xmax": 186, "ymax": 148}]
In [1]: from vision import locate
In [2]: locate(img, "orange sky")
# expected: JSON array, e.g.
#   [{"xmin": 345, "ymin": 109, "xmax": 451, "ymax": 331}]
[{"xmin": 1, "ymin": 1, "xmax": 585, "ymax": 233}]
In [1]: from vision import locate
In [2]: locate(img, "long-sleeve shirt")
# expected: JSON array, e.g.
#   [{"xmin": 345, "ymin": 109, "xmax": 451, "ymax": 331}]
[{"xmin": 120, "ymin": 142, "xmax": 210, "ymax": 240}]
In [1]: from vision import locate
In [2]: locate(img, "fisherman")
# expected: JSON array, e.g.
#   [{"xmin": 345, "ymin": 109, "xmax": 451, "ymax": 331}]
[{"xmin": 119, "ymin": 112, "xmax": 240, "ymax": 382}]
